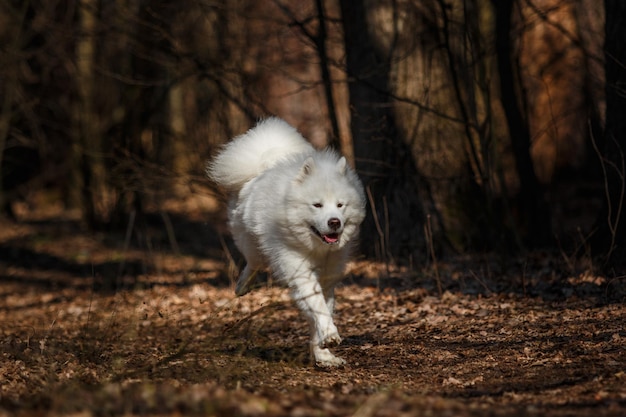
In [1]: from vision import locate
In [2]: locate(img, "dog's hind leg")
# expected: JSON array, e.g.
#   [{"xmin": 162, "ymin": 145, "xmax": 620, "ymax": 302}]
[{"xmin": 235, "ymin": 265, "xmax": 259, "ymax": 296}]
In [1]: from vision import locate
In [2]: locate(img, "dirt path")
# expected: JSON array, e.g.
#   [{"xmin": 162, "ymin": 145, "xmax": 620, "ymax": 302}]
[{"xmin": 1, "ymin": 217, "xmax": 625, "ymax": 416}]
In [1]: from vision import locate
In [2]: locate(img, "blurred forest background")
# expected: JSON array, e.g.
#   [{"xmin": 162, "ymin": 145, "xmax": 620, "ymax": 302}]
[{"xmin": 1, "ymin": 0, "xmax": 624, "ymax": 271}]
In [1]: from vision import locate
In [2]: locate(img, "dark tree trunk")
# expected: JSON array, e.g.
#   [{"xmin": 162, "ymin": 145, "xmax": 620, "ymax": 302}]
[
  {"xmin": 592, "ymin": 0, "xmax": 626, "ymax": 269},
  {"xmin": 339, "ymin": 0, "xmax": 424, "ymax": 261},
  {"xmin": 74, "ymin": 0, "xmax": 104, "ymax": 228},
  {"xmin": 492, "ymin": 0, "xmax": 552, "ymax": 248},
  {"xmin": 314, "ymin": 0, "xmax": 342, "ymax": 153}
]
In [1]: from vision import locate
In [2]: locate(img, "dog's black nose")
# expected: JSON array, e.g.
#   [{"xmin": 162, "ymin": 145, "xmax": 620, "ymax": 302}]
[{"xmin": 328, "ymin": 218, "xmax": 341, "ymax": 230}]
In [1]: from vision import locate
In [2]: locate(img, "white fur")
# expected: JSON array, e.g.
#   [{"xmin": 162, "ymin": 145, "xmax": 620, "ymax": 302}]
[{"xmin": 207, "ymin": 117, "xmax": 366, "ymax": 367}]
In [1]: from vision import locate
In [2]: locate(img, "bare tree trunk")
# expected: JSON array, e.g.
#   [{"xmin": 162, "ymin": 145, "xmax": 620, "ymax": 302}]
[
  {"xmin": 314, "ymin": 0, "xmax": 342, "ymax": 153},
  {"xmin": 592, "ymin": 0, "xmax": 626, "ymax": 268},
  {"xmin": 492, "ymin": 0, "xmax": 552, "ymax": 247},
  {"xmin": 74, "ymin": 0, "xmax": 106, "ymax": 227},
  {"xmin": 339, "ymin": 0, "xmax": 424, "ymax": 261},
  {"xmin": 350, "ymin": 0, "xmax": 517, "ymax": 254},
  {"xmin": 0, "ymin": 3, "xmax": 28, "ymax": 216},
  {"xmin": 516, "ymin": 0, "xmax": 588, "ymax": 183}
]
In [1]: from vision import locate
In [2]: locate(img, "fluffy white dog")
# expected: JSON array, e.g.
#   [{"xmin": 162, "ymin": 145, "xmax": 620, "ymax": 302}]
[{"xmin": 207, "ymin": 117, "xmax": 366, "ymax": 367}]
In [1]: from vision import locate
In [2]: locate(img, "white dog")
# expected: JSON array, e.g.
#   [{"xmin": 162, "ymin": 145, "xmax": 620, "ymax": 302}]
[{"xmin": 207, "ymin": 118, "xmax": 366, "ymax": 367}]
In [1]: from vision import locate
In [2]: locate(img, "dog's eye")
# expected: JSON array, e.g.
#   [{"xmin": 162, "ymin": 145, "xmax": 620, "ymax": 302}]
[
  {"xmin": 337, "ymin": 203, "xmax": 344, "ymax": 208},
  {"xmin": 313, "ymin": 203, "xmax": 323, "ymax": 208}
]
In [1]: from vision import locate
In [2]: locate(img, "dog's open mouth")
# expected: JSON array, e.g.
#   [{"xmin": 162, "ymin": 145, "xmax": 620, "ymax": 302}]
[{"xmin": 311, "ymin": 226, "xmax": 340, "ymax": 244}]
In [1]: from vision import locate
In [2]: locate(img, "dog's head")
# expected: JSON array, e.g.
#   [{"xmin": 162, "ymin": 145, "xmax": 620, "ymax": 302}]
[{"xmin": 285, "ymin": 153, "xmax": 366, "ymax": 251}]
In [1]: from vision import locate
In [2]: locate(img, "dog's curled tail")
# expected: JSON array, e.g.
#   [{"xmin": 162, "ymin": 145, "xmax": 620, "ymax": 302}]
[{"xmin": 207, "ymin": 117, "xmax": 315, "ymax": 191}]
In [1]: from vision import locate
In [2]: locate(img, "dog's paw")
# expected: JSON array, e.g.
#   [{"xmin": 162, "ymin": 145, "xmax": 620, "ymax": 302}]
[
  {"xmin": 235, "ymin": 269, "xmax": 258, "ymax": 296},
  {"xmin": 314, "ymin": 350, "xmax": 346, "ymax": 368},
  {"xmin": 320, "ymin": 332, "xmax": 342, "ymax": 349},
  {"xmin": 234, "ymin": 281, "xmax": 251, "ymax": 296}
]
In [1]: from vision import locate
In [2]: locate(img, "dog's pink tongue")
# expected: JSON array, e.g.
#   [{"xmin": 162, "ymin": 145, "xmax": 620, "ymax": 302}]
[{"xmin": 323, "ymin": 234, "xmax": 339, "ymax": 243}]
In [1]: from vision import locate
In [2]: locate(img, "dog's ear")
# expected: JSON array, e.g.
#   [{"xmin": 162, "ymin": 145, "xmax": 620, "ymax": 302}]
[
  {"xmin": 336, "ymin": 156, "xmax": 347, "ymax": 174},
  {"xmin": 295, "ymin": 157, "xmax": 316, "ymax": 183}
]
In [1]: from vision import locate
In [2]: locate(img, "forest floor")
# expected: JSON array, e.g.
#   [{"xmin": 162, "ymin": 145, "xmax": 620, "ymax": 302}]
[{"xmin": 1, "ymin": 203, "xmax": 625, "ymax": 416}]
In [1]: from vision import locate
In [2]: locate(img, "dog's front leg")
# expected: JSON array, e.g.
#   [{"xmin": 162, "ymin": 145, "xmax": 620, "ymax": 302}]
[
  {"xmin": 289, "ymin": 277, "xmax": 345, "ymax": 367},
  {"xmin": 323, "ymin": 285, "xmax": 336, "ymax": 316}
]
